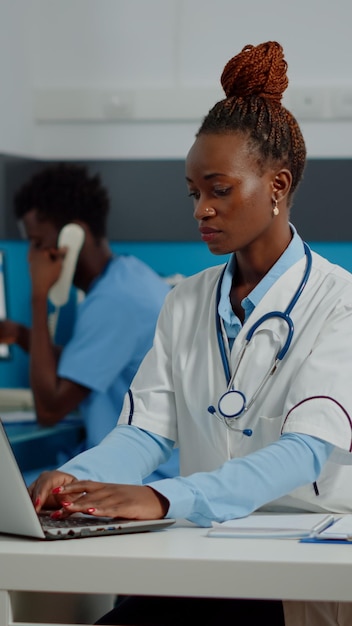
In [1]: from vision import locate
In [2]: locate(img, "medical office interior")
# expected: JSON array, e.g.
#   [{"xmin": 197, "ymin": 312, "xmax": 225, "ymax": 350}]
[
  {"xmin": 1, "ymin": 0, "xmax": 352, "ymax": 473},
  {"xmin": 0, "ymin": 1, "xmax": 352, "ymax": 448},
  {"xmin": 0, "ymin": 0, "xmax": 352, "ymax": 623}
]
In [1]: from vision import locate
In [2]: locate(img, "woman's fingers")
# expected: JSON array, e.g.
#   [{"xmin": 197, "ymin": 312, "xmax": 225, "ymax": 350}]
[
  {"xmin": 54, "ymin": 480, "xmax": 98, "ymax": 495},
  {"xmin": 54, "ymin": 483, "xmax": 168, "ymax": 520},
  {"xmin": 28, "ymin": 471, "xmax": 77, "ymax": 512}
]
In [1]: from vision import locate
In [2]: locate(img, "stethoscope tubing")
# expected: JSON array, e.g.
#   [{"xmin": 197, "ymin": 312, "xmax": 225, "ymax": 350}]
[{"xmin": 214, "ymin": 243, "xmax": 312, "ymax": 421}]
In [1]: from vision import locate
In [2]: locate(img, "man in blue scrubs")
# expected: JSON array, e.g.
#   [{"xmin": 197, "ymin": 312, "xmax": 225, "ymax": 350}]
[{"xmin": 0, "ymin": 163, "xmax": 177, "ymax": 478}]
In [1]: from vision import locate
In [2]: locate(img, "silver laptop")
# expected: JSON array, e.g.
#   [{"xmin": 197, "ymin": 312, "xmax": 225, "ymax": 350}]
[{"xmin": 0, "ymin": 420, "xmax": 175, "ymax": 540}]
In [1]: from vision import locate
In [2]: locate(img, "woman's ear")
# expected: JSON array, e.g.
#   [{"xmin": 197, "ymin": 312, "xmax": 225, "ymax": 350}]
[{"xmin": 271, "ymin": 169, "xmax": 292, "ymax": 204}]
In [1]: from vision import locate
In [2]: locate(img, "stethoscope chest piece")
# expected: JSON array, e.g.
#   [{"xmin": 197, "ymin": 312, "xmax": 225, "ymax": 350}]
[{"xmin": 218, "ymin": 389, "xmax": 246, "ymax": 418}]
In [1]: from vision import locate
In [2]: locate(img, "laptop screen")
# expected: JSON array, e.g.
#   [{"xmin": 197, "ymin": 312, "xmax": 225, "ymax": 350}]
[{"xmin": 0, "ymin": 420, "xmax": 175, "ymax": 540}]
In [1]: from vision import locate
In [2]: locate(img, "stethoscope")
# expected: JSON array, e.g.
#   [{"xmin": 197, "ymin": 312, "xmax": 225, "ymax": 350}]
[{"xmin": 208, "ymin": 243, "xmax": 313, "ymax": 436}]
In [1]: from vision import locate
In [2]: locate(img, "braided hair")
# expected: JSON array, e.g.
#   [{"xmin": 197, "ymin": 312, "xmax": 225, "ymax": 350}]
[{"xmin": 198, "ymin": 41, "xmax": 306, "ymax": 203}]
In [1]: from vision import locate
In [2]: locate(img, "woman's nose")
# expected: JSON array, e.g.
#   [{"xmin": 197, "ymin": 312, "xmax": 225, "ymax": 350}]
[{"xmin": 193, "ymin": 204, "xmax": 216, "ymax": 220}]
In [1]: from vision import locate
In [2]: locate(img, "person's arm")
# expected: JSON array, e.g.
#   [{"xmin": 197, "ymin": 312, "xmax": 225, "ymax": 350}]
[
  {"xmin": 0, "ymin": 308, "xmax": 84, "ymax": 423},
  {"xmin": 30, "ymin": 428, "xmax": 332, "ymax": 524},
  {"xmin": 150, "ymin": 433, "xmax": 333, "ymax": 525},
  {"xmin": 28, "ymin": 245, "xmax": 90, "ymax": 425},
  {"xmin": 59, "ymin": 424, "xmax": 174, "ymax": 482},
  {"xmin": 29, "ymin": 424, "xmax": 173, "ymax": 511}
]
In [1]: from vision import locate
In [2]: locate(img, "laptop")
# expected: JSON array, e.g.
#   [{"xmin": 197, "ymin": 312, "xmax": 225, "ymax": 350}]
[{"xmin": 0, "ymin": 420, "xmax": 175, "ymax": 540}]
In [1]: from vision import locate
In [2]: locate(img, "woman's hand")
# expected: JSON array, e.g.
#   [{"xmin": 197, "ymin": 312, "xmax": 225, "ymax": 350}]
[
  {"xmin": 28, "ymin": 470, "xmax": 78, "ymax": 512},
  {"xmin": 46, "ymin": 481, "xmax": 170, "ymax": 520}
]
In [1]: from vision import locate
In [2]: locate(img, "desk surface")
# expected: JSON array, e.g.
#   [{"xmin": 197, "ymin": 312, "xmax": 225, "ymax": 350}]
[{"xmin": 1, "ymin": 522, "xmax": 352, "ymax": 602}]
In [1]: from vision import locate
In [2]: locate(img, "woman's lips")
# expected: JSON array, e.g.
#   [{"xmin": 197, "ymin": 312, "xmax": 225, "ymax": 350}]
[{"xmin": 199, "ymin": 226, "xmax": 221, "ymax": 242}]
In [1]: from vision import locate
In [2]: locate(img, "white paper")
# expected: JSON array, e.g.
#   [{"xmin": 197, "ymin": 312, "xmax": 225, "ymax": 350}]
[
  {"xmin": 0, "ymin": 388, "xmax": 34, "ymax": 410},
  {"xmin": 208, "ymin": 513, "xmax": 335, "ymax": 538},
  {"xmin": 0, "ymin": 410, "xmax": 37, "ymax": 424}
]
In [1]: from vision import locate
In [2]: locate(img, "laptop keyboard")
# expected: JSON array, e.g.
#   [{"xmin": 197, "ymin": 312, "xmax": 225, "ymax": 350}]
[{"xmin": 40, "ymin": 513, "xmax": 117, "ymax": 528}]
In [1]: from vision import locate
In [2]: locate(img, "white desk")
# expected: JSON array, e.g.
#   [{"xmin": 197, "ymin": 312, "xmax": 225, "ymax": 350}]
[{"xmin": 1, "ymin": 522, "xmax": 352, "ymax": 626}]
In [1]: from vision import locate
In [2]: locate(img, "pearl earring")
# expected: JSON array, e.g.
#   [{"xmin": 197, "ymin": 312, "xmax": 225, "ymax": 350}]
[{"xmin": 272, "ymin": 199, "xmax": 279, "ymax": 216}]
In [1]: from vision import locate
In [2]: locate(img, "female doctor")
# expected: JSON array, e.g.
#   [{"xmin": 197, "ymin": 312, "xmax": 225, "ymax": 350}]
[{"xmin": 30, "ymin": 41, "xmax": 352, "ymax": 626}]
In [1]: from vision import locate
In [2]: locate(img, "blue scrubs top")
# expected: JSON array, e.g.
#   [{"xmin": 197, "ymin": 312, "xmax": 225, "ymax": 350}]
[{"xmin": 58, "ymin": 255, "xmax": 170, "ymax": 451}]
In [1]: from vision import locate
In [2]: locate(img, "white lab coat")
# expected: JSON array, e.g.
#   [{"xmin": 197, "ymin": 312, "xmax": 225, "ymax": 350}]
[
  {"xmin": 120, "ymin": 250, "xmax": 352, "ymax": 513},
  {"xmin": 121, "ymin": 250, "xmax": 352, "ymax": 626}
]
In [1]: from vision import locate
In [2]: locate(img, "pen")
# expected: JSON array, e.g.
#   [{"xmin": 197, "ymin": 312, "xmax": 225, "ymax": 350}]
[{"xmin": 309, "ymin": 514, "xmax": 335, "ymax": 537}]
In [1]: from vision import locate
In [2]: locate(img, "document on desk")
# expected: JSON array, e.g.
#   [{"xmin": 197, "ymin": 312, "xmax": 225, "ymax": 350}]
[
  {"xmin": 300, "ymin": 514, "xmax": 352, "ymax": 543},
  {"xmin": 0, "ymin": 388, "xmax": 34, "ymax": 411},
  {"xmin": 0, "ymin": 410, "xmax": 37, "ymax": 424},
  {"xmin": 207, "ymin": 513, "xmax": 335, "ymax": 539}
]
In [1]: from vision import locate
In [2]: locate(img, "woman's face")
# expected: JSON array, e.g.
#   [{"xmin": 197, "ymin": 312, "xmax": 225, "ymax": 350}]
[{"xmin": 186, "ymin": 132, "xmax": 285, "ymax": 257}]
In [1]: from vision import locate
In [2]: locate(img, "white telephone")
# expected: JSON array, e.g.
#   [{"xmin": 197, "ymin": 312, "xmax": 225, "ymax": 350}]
[{"xmin": 48, "ymin": 223, "xmax": 85, "ymax": 307}]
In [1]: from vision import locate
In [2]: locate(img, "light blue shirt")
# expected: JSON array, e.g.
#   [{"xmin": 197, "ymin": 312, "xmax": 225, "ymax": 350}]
[{"xmin": 60, "ymin": 233, "xmax": 333, "ymax": 526}]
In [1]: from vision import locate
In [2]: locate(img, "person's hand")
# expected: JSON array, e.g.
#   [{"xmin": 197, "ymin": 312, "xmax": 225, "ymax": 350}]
[
  {"xmin": 0, "ymin": 320, "xmax": 20, "ymax": 344},
  {"xmin": 28, "ymin": 470, "xmax": 78, "ymax": 512},
  {"xmin": 0, "ymin": 320, "xmax": 30, "ymax": 352},
  {"xmin": 44, "ymin": 481, "xmax": 170, "ymax": 520},
  {"xmin": 28, "ymin": 245, "xmax": 67, "ymax": 299}
]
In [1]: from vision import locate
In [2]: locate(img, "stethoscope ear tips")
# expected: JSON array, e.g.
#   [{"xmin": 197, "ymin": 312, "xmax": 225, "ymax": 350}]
[{"xmin": 208, "ymin": 406, "xmax": 216, "ymax": 415}]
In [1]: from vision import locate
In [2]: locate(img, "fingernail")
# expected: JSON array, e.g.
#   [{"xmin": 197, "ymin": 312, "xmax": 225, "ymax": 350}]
[
  {"xmin": 50, "ymin": 510, "xmax": 62, "ymax": 519},
  {"xmin": 52, "ymin": 486, "xmax": 63, "ymax": 494},
  {"xmin": 35, "ymin": 497, "xmax": 41, "ymax": 507},
  {"xmin": 61, "ymin": 501, "xmax": 72, "ymax": 507},
  {"xmin": 87, "ymin": 508, "xmax": 96, "ymax": 514}
]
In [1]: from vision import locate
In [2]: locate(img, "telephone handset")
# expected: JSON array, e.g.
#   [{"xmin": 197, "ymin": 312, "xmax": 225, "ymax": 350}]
[{"xmin": 48, "ymin": 223, "xmax": 85, "ymax": 307}]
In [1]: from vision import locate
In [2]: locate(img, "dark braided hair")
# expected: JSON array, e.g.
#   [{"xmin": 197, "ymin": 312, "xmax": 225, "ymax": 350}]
[
  {"xmin": 14, "ymin": 163, "xmax": 109, "ymax": 238},
  {"xmin": 198, "ymin": 41, "xmax": 306, "ymax": 203}
]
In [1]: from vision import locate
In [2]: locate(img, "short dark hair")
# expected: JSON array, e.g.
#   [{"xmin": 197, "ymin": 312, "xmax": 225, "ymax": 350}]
[
  {"xmin": 197, "ymin": 41, "xmax": 306, "ymax": 205},
  {"xmin": 14, "ymin": 163, "xmax": 110, "ymax": 238}
]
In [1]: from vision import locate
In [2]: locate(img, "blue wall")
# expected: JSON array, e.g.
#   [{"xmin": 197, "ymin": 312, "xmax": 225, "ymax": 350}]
[
  {"xmin": 0, "ymin": 241, "xmax": 32, "ymax": 387},
  {"xmin": 113, "ymin": 241, "xmax": 352, "ymax": 276},
  {"xmin": 0, "ymin": 239, "xmax": 351, "ymax": 388},
  {"xmin": 306, "ymin": 242, "xmax": 352, "ymax": 272}
]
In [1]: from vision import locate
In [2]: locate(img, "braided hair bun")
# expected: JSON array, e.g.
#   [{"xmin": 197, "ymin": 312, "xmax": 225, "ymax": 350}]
[
  {"xmin": 197, "ymin": 41, "xmax": 306, "ymax": 200},
  {"xmin": 221, "ymin": 41, "xmax": 288, "ymax": 103}
]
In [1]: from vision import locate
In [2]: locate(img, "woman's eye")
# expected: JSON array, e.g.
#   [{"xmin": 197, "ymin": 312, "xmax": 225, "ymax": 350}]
[
  {"xmin": 188, "ymin": 190, "xmax": 200, "ymax": 200},
  {"xmin": 214, "ymin": 187, "xmax": 231, "ymax": 197}
]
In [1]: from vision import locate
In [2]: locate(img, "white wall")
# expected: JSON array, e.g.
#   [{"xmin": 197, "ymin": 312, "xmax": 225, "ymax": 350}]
[
  {"xmin": 1, "ymin": 0, "xmax": 352, "ymax": 159},
  {"xmin": 0, "ymin": 1, "xmax": 35, "ymax": 155}
]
